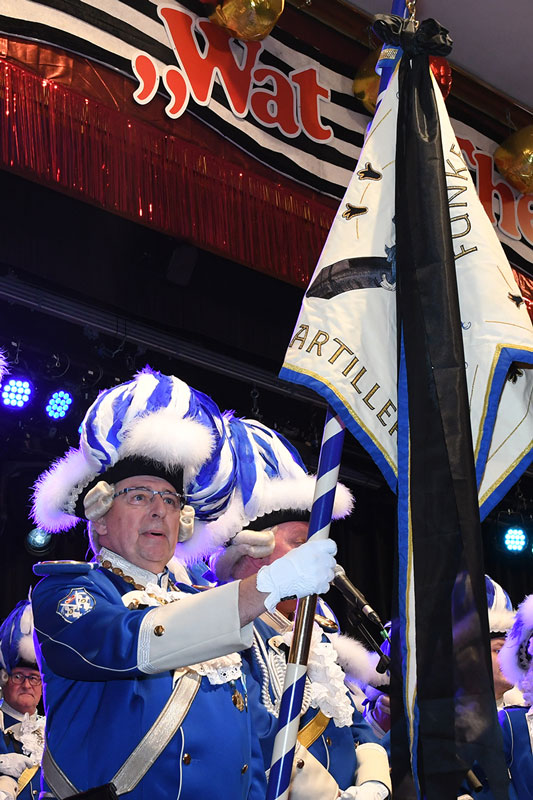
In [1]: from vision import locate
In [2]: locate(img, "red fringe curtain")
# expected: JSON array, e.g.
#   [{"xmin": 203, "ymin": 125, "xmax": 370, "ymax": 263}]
[
  {"xmin": 1, "ymin": 55, "xmax": 532, "ymax": 315},
  {"xmin": 0, "ymin": 57, "xmax": 335, "ymax": 287}
]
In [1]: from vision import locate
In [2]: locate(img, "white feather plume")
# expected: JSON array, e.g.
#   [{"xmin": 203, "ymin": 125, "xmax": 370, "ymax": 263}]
[
  {"xmin": 32, "ymin": 448, "xmax": 95, "ymax": 531},
  {"xmin": 177, "ymin": 473, "xmax": 354, "ymax": 563},
  {"xmin": 331, "ymin": 634, "xmax": 389, "ymax": 688},
  {"xmin": 499, "ymin": 594, "xmax": 533, "ymax": 688},
  {"xmin": 120, "ymin": 409, "xmax": 214, "ymax": 477},
  {"xmin": 489, "ymin": 607, "xmax": 515, "ymax": 635}
]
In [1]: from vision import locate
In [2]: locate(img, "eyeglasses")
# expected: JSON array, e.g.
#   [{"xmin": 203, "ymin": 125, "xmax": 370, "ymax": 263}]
[
  {"xmin": 10, "ymin": 672, "xmax": 41, "ymax": 686},
  {"xmin": 113, "ymin": 487, "xmax": 184, "ymax": 512}
]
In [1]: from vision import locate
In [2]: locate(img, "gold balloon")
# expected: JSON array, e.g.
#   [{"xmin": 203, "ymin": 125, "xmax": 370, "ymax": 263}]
[
  {"xmin": 494, "ymin": 125, "xmax": 533, "ymax": 195},
  {"xmin": 352, "ymin": 48, "xmax": 381, "ymax": 115},
  {"xmin": 210, "ymin": 0, "xmax": 285, "ymax": 42}
]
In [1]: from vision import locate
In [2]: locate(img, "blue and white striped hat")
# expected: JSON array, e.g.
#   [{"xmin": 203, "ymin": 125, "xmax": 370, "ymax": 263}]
[
  {"xmin": 0, "ymin": 600, "xmax": 36, "ymax": 685},
  {"xmin": 32, "ymin": 368, "xmax": 237, "ymax": 532},
  {"xmin": 485, "ymin": 575, "xmax": 515, "ymax": 636},
  {"xmin": 177, "ymin": 413, "xmax": 353, "ymax": 562}
]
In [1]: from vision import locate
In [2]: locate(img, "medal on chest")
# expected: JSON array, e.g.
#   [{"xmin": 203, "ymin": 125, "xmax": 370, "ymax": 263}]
[{"xmin": 230, "ymin": 681, "xmax": 247, "ymax": 712}]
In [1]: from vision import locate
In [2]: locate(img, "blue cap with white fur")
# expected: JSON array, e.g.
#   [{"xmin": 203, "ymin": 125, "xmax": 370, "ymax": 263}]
[
  {"xmin": 485, "ymin": 575, "xmax": 515, "ymax": 636},
  {"xmin": 0, "ymin": 600, "xmax": 36, "ymax": 688},
  {"xmin": 177, "ymin": 413, "xmax": 353, "ymax": 562},
  {"xmin": 32, "ymin": 368, "xmax": 237, "ymax": 533}
]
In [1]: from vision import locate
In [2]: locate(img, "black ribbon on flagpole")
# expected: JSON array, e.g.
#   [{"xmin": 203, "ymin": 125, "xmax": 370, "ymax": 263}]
[{"xmin": 372, "ymin": 13, "xmax": 509, "ymax": 800}]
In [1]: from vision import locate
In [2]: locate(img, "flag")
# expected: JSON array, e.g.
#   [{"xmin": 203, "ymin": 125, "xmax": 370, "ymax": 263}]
[
  {"xmin": 279, "ymin": 41, "xmax": 533, "ymax": 524},
  {"xmin": 280, "ymin": 13, "xmax": 533, "ymax": 798}
]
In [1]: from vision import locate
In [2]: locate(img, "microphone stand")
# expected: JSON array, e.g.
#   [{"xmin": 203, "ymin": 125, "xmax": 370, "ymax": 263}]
[{"xmin": 347, "ymin": 606, "xmax": 391, "ymax": 674}]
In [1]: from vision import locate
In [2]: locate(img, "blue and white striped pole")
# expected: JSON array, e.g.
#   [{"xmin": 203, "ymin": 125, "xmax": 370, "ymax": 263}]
[
  {"xmin": 266, "ymin": 4, "xmax": 411, "ymax": 797},
  {"xmin": 266, "ymin": 410, "xmax": 345, "ymax": 800}
]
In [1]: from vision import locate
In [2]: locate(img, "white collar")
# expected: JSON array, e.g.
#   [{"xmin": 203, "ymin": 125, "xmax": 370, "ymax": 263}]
[
  {"xmin": 1, "ymin": 699, "xmax": 38, "ymax": 723},
  {"xmin": 97, "ymin": 548, "xmax": 169, "ymax": 589}
]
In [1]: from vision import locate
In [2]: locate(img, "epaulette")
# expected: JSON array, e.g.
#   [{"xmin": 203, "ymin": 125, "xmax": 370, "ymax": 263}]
[{"xmin": 33, "ymin": 560, "xmax": 98, "ymax": 577}]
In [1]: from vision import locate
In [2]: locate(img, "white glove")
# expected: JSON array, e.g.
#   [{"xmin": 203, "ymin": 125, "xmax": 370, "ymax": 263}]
[
  {"xmin": 210, "ymin": 529, "xmax": 276, "ymax": 583},
  {"xmin": 340, "ymin": 781, "xmax": 390, "ymax": 799},
  {"xmin": 256, "ymin": 537, "xmax": 337, "ymax": 612},
  {"xmin": 0, "ymin": 775, "xmax": 18, "ymax": 800},
  {"xmin": 0, "ymin": 754, "xmax": 34, "ymax": 780}
]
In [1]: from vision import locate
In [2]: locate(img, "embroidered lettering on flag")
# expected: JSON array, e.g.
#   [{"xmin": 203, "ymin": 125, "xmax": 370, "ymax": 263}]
[{"xmin": 280, "ymin": 66, "xmax": 533, "ymax": 517}]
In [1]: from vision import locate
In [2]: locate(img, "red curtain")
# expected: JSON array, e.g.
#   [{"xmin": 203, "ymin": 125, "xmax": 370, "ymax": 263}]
[
  {"xmin": 1, "ymin": 40, "xmax": 532, "ymax": 318},
  {"xmin": 0, "ymin": 44, "xmax": 337, "ymax": 287}
]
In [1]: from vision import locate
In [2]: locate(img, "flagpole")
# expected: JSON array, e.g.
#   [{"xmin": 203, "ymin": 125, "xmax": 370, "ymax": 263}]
[
  {"xmin": 376, "ymin": 0, "xmax": 408, "ymax": 104},
  {"xmin": 265, "ymin": 410, "xmax": 345, "ymax": 800},
  {"xmin": 266, "ymin": 4, "xmax": 411, "ymax": 798}
]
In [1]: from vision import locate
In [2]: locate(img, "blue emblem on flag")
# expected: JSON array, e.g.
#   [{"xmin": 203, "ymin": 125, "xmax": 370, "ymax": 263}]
[{"xmin": 57, "ymin": 588, "xmax": 96, "ymax": 622}]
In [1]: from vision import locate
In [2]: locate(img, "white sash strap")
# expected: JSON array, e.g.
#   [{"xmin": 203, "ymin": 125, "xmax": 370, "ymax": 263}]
[{"xmin": 42, "ymin": 671, "xmax": 202, "ymax": 798}]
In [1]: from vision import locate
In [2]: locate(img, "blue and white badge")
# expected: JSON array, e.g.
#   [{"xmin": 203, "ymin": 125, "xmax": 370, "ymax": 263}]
[{"xmin": 57, "ymin": 588, "xmax": 96, "ymax": 622}]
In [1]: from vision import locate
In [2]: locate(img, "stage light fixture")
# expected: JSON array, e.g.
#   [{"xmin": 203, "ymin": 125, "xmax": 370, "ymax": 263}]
[
  {"xmin": 503, "ymin": 526, "xmax": 527, "ymax": 552},
  {"xmin": 1, "ymin": 378, "xmax": 32, "ymax": 408},
  {"xmin": 45, "ymin": 389, "xmax": 73, "ymax": 419},
  {"xmin": 25, "ymin": 527, "xmax": 54, "ymax": 556}
]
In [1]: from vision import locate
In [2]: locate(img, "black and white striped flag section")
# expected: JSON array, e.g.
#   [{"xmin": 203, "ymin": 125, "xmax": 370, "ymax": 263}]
[{"xmin": 280, "ymin": 12, "xmax": 533, "ymax": 798}]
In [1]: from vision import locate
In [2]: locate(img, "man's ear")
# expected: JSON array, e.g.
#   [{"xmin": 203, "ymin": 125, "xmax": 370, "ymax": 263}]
[
  {"xmin": 247, "ymin": 554, "xmax": 268, "ymax": 571},
  {"xmin": 92, "ymin": 517, "xmax": 108, "ymax": 539}
]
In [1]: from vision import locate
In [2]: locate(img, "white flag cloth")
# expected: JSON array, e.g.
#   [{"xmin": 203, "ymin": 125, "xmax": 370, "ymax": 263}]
[{"xmin": 280, "ymin": 66, "xmax": 533, "ymax": 519}]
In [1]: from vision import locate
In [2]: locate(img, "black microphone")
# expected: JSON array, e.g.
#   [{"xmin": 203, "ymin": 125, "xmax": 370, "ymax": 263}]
[{"xmin": 333, "ymin": 565, "xmax": 383, "ymax": 628}]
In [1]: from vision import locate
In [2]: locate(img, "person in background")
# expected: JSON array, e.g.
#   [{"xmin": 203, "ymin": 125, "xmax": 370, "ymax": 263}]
[
  {"xmin": 484, "ymin": 575, "xmax": 524, "ymax": 710},
  {"xmin": 497, "ymin": 593, "xmax": 533, "ymax": 800},
  {"xmin": 177, "ymin": 413, "xmax": 391, "ymax": 800},
  {"xmin": 0, "ymin": 600, "xmax": 44, "ymax": 800}
]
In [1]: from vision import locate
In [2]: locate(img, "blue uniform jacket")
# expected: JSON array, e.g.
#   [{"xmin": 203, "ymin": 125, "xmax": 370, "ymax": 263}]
[
  {"xmin": 499, "ymin": 706, "xmax": 533, "ymax": 800},
  {"xmin": 245, "ymin": 616, "xmax": 389, "ymax": 791},
  {"xmin": 0, "ymin": 707, "xmax": 42, "ymax": 800},
  {"xmin": 32, "ymin": 564, "xmax": 266, "ymax": 800}
]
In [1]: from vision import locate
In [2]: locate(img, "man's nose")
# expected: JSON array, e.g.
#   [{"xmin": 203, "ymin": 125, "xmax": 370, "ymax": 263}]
[{"xmin": 150, "ymin": 493, "xmax": 167, "ymax": 516}]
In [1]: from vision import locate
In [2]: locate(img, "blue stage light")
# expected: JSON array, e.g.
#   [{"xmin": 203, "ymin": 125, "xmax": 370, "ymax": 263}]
[
  {"xmin": 1, "ymin": 378, "xmax": 32, "ymax": 408},
  {"xmin": 503, "ymin": 527, "xmax": 527, "ymax": 552},
  {"xmin": 45, "ymin": 390, "xmax": 73, "ymax": 419}
]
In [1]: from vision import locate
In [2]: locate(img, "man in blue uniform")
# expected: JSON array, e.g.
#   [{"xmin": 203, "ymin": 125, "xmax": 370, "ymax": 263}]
[
  {"xmin": 177, "ymin": 414, "xmax": 391, "ymax": 800},
  {"xmin": 0, "ymin": 600, "xmax": 44, "ymax": 800},
  {"xmin": 30, "ymin": 370, "xmax": 337, "ymax": 800},
  {"xmin": 498, "ymin": 593, "xmax": 533, "ymax": 800}
]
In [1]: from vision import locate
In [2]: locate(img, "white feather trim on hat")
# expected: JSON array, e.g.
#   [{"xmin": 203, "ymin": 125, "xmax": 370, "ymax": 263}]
[
  {"xmin": 499, "ymin": 594, "xmax": 533, "ymax": 688},
  {"xmin": 175, "ymin": 477, "xmax": 354, "ymax": 563},
  {"xmin": 489, "ymin": 608, "xmax": 515, "ymax": 636},
  {"xmin": 120, "ymin": 409, "xmax": 214, "ymax": 479},
  {"xmin": 32, "ymin": 448, "xmax": 97, "ymax": 532},
  {"xmin": 17, "ymin": 633, "xmax": 37, "ymax": 665},
  {"xmin": 18, "ymin": 599, "xmax": 36, "ymax": 664},
  {"xmin": 259, "ymin": 474, "xmax": 353, "ymax": 522},
  {"xmin": 331, "ymin": 634, "xmax": 389, "ymax": 689},
  {"xmin": 0, "ymin": 601, "xmax": 37, "ymax": 672},
  {"xmin": 176, "ymin": 501, "xmax": 249, "ymax": 564},
  {"xmin": 32, "ymin": 392, "xmax": 216, "ymax": 533}
]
